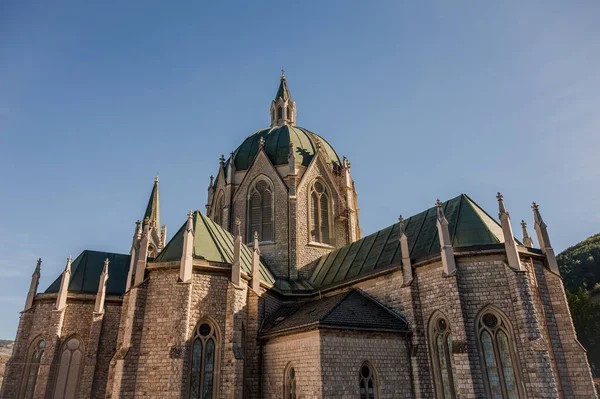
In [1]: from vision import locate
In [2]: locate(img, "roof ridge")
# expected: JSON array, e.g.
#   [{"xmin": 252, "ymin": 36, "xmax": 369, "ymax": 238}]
[{"xmin": 353, "ymin": 289, "xmax": 408, "ymax": 326}]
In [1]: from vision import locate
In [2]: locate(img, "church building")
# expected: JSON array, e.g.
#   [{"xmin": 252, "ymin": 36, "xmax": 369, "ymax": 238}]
[{"xmin": 1, "ymin": 73, "xmax": 597, "ymax": 399}]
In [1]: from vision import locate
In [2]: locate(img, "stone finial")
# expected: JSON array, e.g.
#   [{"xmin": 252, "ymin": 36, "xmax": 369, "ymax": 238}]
[
  {"xmin": 399, "ymin": 215, "xmax": 412, "ymax": 284},
  {"xmin": 235, "ymin": 217, "xmax": 242, "ymax": 238},
  {"xmin": 143, "ymin": 216, "xmax": 150, "ymax": 227},
  {"xmin": 521, "ymin": 220, "xmax": 534, "ymax": 247},
  {"xmin": 209, "ymin": 175, "xmax": 214, "ymax": 187},
  {"xmin": 180, "ymin": 211, "xmax": 195, "ymax": 283},
  {"xmin": 259, "ymin": 136, "xmax": 265, "ymax": 149},
  {"xmin": 160, "ymin": 224, "xmax": 167, "ymax": 249},
  {"xmin": 134, "ymin": 219, "xmax": 151, "ymax": 285},
  {"xmin": 219, "ymin": 154, "xmax": 225, "ymax": 166},
  {"xmin": 435, "ymin": 200, "xmax": 456, "ymax": 275},
  {"xmin": 154, "ymin": 175, "xmax": 159, "ymax": 183},
  {"xmin": 343, "ymin": 156, "xmax": 351, "ymax": 169},
  {"xmin": 24, "ymin": 258, "xmax": 42, "ymax": 311},
  {"xmin": 532, "ymin": 202, "xmax": 560, "ymax": 274},
  {"xmin": 288, "ymin": 142, "xmax": 296, "ymax": 175},
  {"xmin": 496, "ymin": 193, "xmax": 522, "ymax": 270},
  {"xmin": 95, "ymin": 258, "xmax": 110, "ymax": 314},
  {"xmin": 251, "ymin": 231, "xmax": 261, "ymax": 293},
  {"xmin": 314, "ymin": 138, "xmax": 322, "ymax": 151},
  {"xmin": 56, "ymin": 256, "xmax": 73, "ymax": 310}
]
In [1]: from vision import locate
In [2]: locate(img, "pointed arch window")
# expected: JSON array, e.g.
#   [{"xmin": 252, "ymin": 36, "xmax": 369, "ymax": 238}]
[
  {"xmin": 248, "ymin": 178, "xmax": 273, "ymax": 242},
  {"xmin": 277, "ymin": 106, "xmax": 283, "ymax": 120},
  {"xmin": 20, "ymin": 338, "xmax": 45, "ymax": 399},
  {"xmin": 477, "ymin": 309, "xmax": 522, "ymax": 399},
  {"xmin": 287, "ymin": 106, "xmax": 292, "ymax": 121},
  {"xmin": 310, "ymin": 180, "xmax": 331, "ymax": 244},
  {"xmin": 359, "ymin": 362, "xmax": 378, "ymax": 399},
  {"xmin": 190, "ymin": 320, "xmax": 220, "ymax": 399},
  {"xmin": 53, "ymin": 336, "xmax": 83, "ymax": 399},
  {"xmin": 284, "ymin": 363, "xmax": 296, "ymax": 399},
  {"xmin": 429, "ymin": 313, "xmax": 457, "ymax": 399}
]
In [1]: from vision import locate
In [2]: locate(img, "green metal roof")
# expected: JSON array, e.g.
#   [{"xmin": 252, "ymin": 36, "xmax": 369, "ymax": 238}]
[
  {"xmin": 46, "ymin": 250, "xmax": 130, "ymax": 296},
  {"xmin": 275, "ymin": 76, "xmax": 291, "ymax": 101},
  {"xmin": 232, "ymin": 125, "xmax": 341, "ymax": 171},
  {"xmin": 155, "ymin": 211, "xmax": 275, "ymax": 285},
  {"xmin": 308, "ymin": 194, "xmax": 505, "ymax": 289},
  {"xmin": 144, "ymin": 178, "xmax": 160, "ymax": 224}
]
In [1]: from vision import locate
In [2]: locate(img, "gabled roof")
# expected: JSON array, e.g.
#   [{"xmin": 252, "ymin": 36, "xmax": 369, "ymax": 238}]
[
  {"xmin": 144, "ymin": 177, "xmax": 160, "ymax": 225},
  {"xmin": 260, "ymin": 289, "xmax": 408, "ymax": 337},
  {"xmin": 46, "ymin": 250, "xmax": 130, "ymax": 296},
  {"xmin": 308, "ymin": 194, "xmax": 506, "ymax": 289},
  {"xmin": 154, "ymin": 211, "xmax": 275, "ymax": 285}
]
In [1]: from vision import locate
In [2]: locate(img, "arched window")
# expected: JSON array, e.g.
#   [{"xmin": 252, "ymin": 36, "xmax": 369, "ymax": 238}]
[
  {"xmin": 277, "ymin": 106, "xmax": 283, "ymax": 120},
  {"xmin": 287, "ymin": 106, "xmax": 292, "ymax": 121},
  {"xmin": 359, "ymin": 362, "xmax": 378, "ymax": 399},
  {"xmin": 53, "ymin": 336, "xmax": 83, "ymax": 399},
  {"xmin": 284, "ymin": 363, "xmax": 296, "ymax": 399},
  {"xmin": 148, "ymin": 244, "xmax": 156, "ymax": 258},
  {"xmin": 248, "ymin": 178, "xmax": 273, "ymax": 242},
  {"xmin": 190, "ymin": 320, "xmax": 220, "ymax": 399},
  {"xmin": 214, "ymin": 193, "xmax": 225, "ymax": 228},
  {"xmin": 477, "ymin": 308, "xmax": 522, "ymax": 399},
  {"xmin": 310, "ymin": 180, "xmax": 331, "ymax": 244},
  {"xmin": 20, "ymin": 337, "xmax": 45, "ymax": 399},
  {"xmin": 429, "ymin": 313, "xmax": 457, "ymax": 399}
]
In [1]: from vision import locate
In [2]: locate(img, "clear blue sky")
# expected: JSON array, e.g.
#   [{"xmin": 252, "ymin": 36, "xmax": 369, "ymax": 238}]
[{"xmin": 1, "ymin": 0, "xmax": 599, "ymax": 339}]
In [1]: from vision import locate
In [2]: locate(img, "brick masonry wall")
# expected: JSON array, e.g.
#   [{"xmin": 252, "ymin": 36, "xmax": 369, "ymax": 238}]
[
  {"xmin": 532, "ymin": 259, "xmax": 597, "ymax": 398},
  {"xmin": 262, "ymin": 331, "xmax": 322, "ymax": 398},
  {"xmin": 319, "ymin": 330, "xmax": 412, "ymax": 399}
]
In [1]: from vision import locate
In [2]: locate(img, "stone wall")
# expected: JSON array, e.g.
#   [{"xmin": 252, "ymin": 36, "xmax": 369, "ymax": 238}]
[
  {"xmin": 262, "ymin": 331, "xmax": 322, "ymax": 398},
  {"xmin": 319, "ymin": 330, "xmax": 412, "ymax": 399}
]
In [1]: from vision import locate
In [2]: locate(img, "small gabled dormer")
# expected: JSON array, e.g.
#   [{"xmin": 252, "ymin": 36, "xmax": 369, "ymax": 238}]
[{"xmin": 270, "ymin": 69, "xmax": 296, "ymax": 127}]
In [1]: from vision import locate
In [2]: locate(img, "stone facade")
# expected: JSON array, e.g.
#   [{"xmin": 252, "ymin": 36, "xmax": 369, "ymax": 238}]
[{"xmin": 1, "ymin": 75, "xmax": 596, "ymax": 399}]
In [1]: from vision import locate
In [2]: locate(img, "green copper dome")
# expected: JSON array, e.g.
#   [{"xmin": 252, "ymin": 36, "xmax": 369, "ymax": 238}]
[{"xmin": 233, "ymin": 125, "xmax": 341, "ymax": 171}]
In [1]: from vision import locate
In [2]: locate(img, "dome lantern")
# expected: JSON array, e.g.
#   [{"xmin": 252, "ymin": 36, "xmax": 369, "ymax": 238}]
[{"xmin": 270, "ymin": 68, "xmax": 296, "ymax": 127}]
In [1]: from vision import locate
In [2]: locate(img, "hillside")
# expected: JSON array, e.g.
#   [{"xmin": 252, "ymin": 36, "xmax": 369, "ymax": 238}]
[
  {"xmin": 557, "ymin": 233, "xmax": 600, "ymax": 378},
  {"xmin": 558, "ymin": 233, "xmax": 600, "ymax": 292}
]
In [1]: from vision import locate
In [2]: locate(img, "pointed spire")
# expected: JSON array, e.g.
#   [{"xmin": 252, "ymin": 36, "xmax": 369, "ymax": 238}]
[
  {"xmin": 160, "ymin": 224, "xmax": 167, "ymax": 249},
  {"xmin": 134, "ymin": 220, "xmax": 150, "ymax": 285},
  {"xmin": 95, "ymin": 258, "xmax": 110, "ymax": 314},
  {"xmin": 232, "ymin": 218, "xmax": 242, "ymax": 286},
  {"xmin": 521, "ymin": 220, "xmax": 534, "ymax": 247},
  {"xmin": 251, "ymin": 231, "xmax": 261, "ymax": 293},
  {"xmin": 226, "ymin": 152, "xmax": 236, "ymax": 185},
  {"xmin": 126, "ymin": 221, "xmax": 141, "ymax": 291},
  {"xmin": 144, "ymin": 176, "xmax": 160, "ymax": 228},
  {"xmin": 399, "ymin": 216, "xmax": 413, "ymax": 285},
  {"xmin": 180, "ymin": 211, "xmax": 195, "ymax": 283},
  {"xmin": 532, "ymin": 202, "xmax": 560, "ymax": 274},
  {"xmin": 55, "ymin": 256, "xmax": 72, "ymax": 310},
  {"xmin": 219, "ymin": 154, "xmax": 225, "ymax": 166},
  {"xmin": 24, "ymin": 258, "xmax": 42, "ymax": 311},
  {"xmin": 209, "ymin": 175, "xmax": 214, "ymax": 188},
  {"xmin": 435, "ymin": 200, "xmax": 456, "ymax": 275},
  {"xmin": 496, "ymin": 192, "xmax": 522, "ymax": 270},
  {"xmin": 288, "ymin": 141, "xmax": 296, "ymax": 175},
  {"xmin": 271, "ymin": 71, "xmax": 296, "ymax": 127}
]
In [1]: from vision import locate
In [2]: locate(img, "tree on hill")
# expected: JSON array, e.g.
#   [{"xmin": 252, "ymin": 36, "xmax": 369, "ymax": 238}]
[
  {"xmin": 557, "ymin": 233, "xmax": 600, "ymax": 292},
  {"xmin": 566, "ymin": 288, "xmax": 600, "ymax": 376}
]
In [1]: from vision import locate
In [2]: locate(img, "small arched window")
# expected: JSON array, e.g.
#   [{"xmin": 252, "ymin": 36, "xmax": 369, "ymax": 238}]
[
  {"xmin": 477, "ymin": 308, "xmax": 521, "ymax": 399},
  {"xmin": 310, "ymin": 180, "xmax": 331, "ymax": 244},
  {"xmin": 359, "ymin": 362, "xmax": 378, "ymax": 399},
  {"xmin": 277, "ymin": 106, "xmax": 283, "ymax": 120},
  {"xmin": 190, "ymin": 320, "xmax": 219, "ymax": 399},
  {"xmin": 214, "ymin": 193, "xmax": 225, "ymax": 228},
  {"xmin": 429, "ymin": 313, "xmax": 457, "ymax": 399},
  {"xmin": 53, "ymin": 336, "xmax": 83, "ymax": 399},
  {"xmin": 287, "ymin": 106, "xmax": 293, "ymax": 121},
  {"xmin": 284, "ymin": 363, "xmax": 296, "ymax": 399},
  {"xmin": 248, "ymin": 178, "xmax": 273, "ymax": 242},
  {"xmin": 20, "ymin": 337, "xmax": 45, "ymax": 399},
  {"xmin": 148, "ymin": 244, "xmax": 156, "ymax": 258}
]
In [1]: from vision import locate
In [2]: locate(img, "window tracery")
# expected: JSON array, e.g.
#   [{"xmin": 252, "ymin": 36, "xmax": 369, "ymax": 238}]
[
  {"xmin": 248, "ymin": 178, "xmax": 273, "ymax": 242},
  {"xmin": 429, "ymin": 313, "xmax": 457, "ymax": 399},
  {"xmin": 284, "ymin": 363, "xmax": 296, "ymax": 399},
  {"xmin": 477, "ymin": 308, "xmax": 521, "ymax": 399},
  {"xmin": 20, "ymin": 337, "xmax": 45, "ymax": 399},
  {"xmin": 309, "ymin": 180, "xmax": 331, "ymax": 244},
  {"xmin": 190, "ymin": 320, "xmax": 219, "ymax": 399},
  {"xmin": 53, "ymin": 336, "xmax": 83, "ymax": 399},
  {"xmin": 359, "ymin": 362, "xmax": 378, "ymax": 399}
]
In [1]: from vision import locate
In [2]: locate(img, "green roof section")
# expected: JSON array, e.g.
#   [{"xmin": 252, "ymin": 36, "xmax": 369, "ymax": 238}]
[
  {"xmin": 155, "ymin": 211, "xmax": 275, "ymax": 285},
  {"xmin": 308, "ymin": 194, "xmax": 505, "ymax": 289},
  {"xmin": 232, "ymin": 125, "xmax": 341, "ymax": 171},
  {"xmin": 274, "ymin": 75, "xmax": 291, "ymax": 101},
  {"xmin": 144, "ymin": 177, "xmax": 160, "ymax": 225},
  {"xmin": 46, "ymin": 250, "xmax": 130, "ymax": 296}
]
